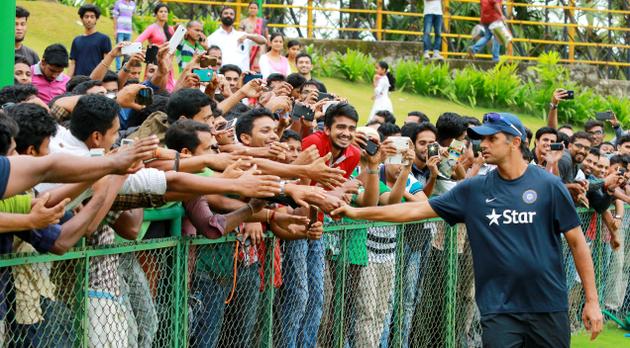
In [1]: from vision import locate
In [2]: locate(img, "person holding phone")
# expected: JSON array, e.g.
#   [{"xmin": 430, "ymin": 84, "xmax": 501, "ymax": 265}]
[
  {"xmin": 135, "ymin": 3, "xmax": 176, "ymax": 91},
  {"xmin": 176, "ymin": 21, "xmax": 208, "ymax": 72},
  {"xmin": 259, "ymin": 33, "xmax": 291, "ymax": 79}
]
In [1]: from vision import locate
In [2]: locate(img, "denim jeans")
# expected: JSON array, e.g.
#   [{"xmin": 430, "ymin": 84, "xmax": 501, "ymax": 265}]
[
  {"xmin": 12, "ymin": 297, "xmax": 75, "ymax": 347},
  {"xmin": 276, "ymin": 239, "xmax": 308, "ymax": 348},
  {"xmin": 423, "ymin": 14, "xmax": 443, "ymax": 52},
  {"xmin": 119, "ymin": 253, "xmax": 157, "ymax": 348},
  {"xmin": 470, "ymin": 24, "xmax": 501, "ymax": 61},
  {"xmin": 116, "ymin": 32, "xmax": 132, "ymax": 70},
  {"xmin": 298, "ymin": 239, "xmax": 325, "ymax": 348}
]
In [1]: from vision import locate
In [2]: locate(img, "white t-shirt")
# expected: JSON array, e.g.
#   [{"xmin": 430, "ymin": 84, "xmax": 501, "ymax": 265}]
[
  {"xmin": 424, "ymin": 0, "xmax": 443, "ymax": 15},
  {"xmin": 207, "ymin": 27, "xmax": 254, "ymax": 72}
]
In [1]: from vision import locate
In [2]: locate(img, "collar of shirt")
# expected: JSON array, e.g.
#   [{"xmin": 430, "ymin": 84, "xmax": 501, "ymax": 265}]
[
  {"xmin": 32, "ymin": 63, "xmax": 66, "ymax": 82},
  {"xmin": 50, "ymin": 125, "xmax": 90, "ymax": 156}
]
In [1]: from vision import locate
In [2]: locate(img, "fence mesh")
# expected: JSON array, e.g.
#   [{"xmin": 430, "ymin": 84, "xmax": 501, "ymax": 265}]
[{"xmin": 0, "ymin": 207, "xmax": 627, "ymax": 347}]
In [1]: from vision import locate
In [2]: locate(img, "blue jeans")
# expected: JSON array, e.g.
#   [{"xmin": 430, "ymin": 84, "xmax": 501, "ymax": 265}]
[
  {"xmin": 470, "ymin": 24, "xmax": 501, "ymax": 61},
  {"xmin": 298, "ymin": 239, "xmax": 325, "ymax": 348},
  {"xmin": 423, "ymin": 14, "xmax": 443, "ymax": 52},
  {"xmin": 12, "ymin": 297, "xmax": 75, "ymax": 347},
  {"xmin": 116, "ymin": 32, "xmax": 132, "ymax": 70},
  {"xmin": 276, "ymin": 239, "xmax": 308, "ymax": 348}
]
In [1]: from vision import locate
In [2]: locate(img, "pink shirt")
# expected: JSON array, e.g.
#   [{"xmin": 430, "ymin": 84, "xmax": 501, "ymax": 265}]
[
  {"xmin": 30, "ymin": 64, "xmax": 70, "ymax": 105},
  {"xmin": 135, "ymin": 23, "xmax": 176, "ymax": 92}
]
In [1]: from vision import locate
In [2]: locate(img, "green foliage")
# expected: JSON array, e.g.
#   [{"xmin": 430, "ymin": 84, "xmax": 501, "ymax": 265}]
[
  {"xmin": 452, "ymin": 66, "xmax": 485, "ymax": 107},
  {"xmin": 481, "ymin": 62, "xmax": 521, "ymax": 107},
  {"xmin": 332, "ymin": 49, "xmax": 375, "ymax": 83},
  {"xmin": 394, "ymin": 60, "xmax": 452, "ymax": 98},
  {"xmin": 132, "ymin": 15, "xmax": 154, "ymax": 35},
  {"xmin": 201, "ymin": 15, "xmax": 221, "ymax": 36}
]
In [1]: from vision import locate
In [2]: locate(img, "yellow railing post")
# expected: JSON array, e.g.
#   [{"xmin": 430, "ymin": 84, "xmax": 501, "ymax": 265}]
[
  {"xmin": 235, "ymin": 0, "xmax": 242, "ymax": 29},
  {"xmin": 307, "ymin": 0, "xmax": 313, "ymax": 39},
  {"xmin": 568, "ymin": 0, "xmax": 576, "ymax": 62},
  {"xmin": 442, "ymin": 0, "xmax": 450, "ymax": 58},
  {"xmin": 506, "ymin": 1, "xmax": 513, "ymax": 58},
  {"xmin": 376, "ymin": 0, "xmax": 383, "ymax": 40}
]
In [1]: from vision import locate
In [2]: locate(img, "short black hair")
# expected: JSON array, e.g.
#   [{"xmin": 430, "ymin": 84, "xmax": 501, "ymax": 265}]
[
  {"xmin": 569, "ymin": 131, "xmax": 593, "ymax": 144},
  {"xmin": 72, "ymin": 80, "xmax": 103, "ymax": 95},
  {"xmin": 128, "ymin": 95, "xmax": 169, "ymax": 128},
  {"xmin": 0, "ymin": 114, "xmax": 19, "ymax": 156},
  {"xmin": 286, "ymin": 73, "xmax": 307, "ymax": 91},
  {"xmin": 208, "ymin": 45, "xmax": 221, "ymax": 52},
  {"xmin": 374, "ymin": 110, "xmax": 396, "ymax": 124},
  {"xmin": 280, "ymin": 129, "xmax": 301, "ymax": 142},
  {"xmin": 66, "ymin": 75, "xmax": 91, "ymax": 92},
  {"xmin": 224, "ymin": 102, "xmax": 251, "ymax": 121},
  {"xmin": 558, "ymin": 132, "xmax": 570, "ymax": 148},
  {"xmin": 7, "ymin": 103, "xmax": 57, "ymax": 154},
  {"xmin": 165, "ymin": 119, "xmax": 211, "ymax": 153},
  {"xmin": 588, "ymin": 147, "xmax": 601, "ymax": 158},
  {"xmin": 103, "ymin": 70, "xmax": 119, "ymax": 84},
  {"xmin": 16, "ymin": 6, "xmax": 30, "ymax": 19},
  {"xmin": 235, "ymin": 108, "xmax": 274, "ymax": 142},
  {"xmin": 42, "ymin": 44, "xmax": 69, "ymax": 68},
  {"xmin": 407, "ymin": 111, "xmax": 429, "ymax": 123},
  {"xmin": 14, "ymin": 55, "xmax": 30, "ymax": 67},
  {"xmin": 377, "ymin": 122, "xmax": 401, "ymax": 138},
  {"xmin": 435, "ymin": 112, "xmax": 465, "ymax": 143},
  {"xmin": 166, "ymin": 88, "xmax": 213, "ymax": 124},
  {"xmin": 324, "ymin": 102, "xmax": 358, "ymax": 128},
  {"xmin": 219, "ymin": 64, "xmax": 242, "ymax": 76},
  {"xmin": 618, "ymin": 134, "xmax": 630, "ymax": 148},
  {"xmin": 300, "ymin": 80, "xmax": 321, "ymax": 93},
  {"xmin": 401, "ymin": 122, "xmax": 438, "ymax": 144},
  {"xmin": 295, "ymin": 52, "xmax": 312, "ymax": 64},
  {"xmin": 267, "ymin": 73, "xmax": 286, "ymax": 84},
  {"xmin": 0, "ymin": 84, "xmax": 38, "ymax": 105},
  {"xmin": 287, "ymin": 40, "xmax": 301, "ymax": 49},
  {"xmin": 462, "ymin": 116, "xmax": 481, "ymax": 127},
  {"xmin": 220, "ymin": 6, "xmax": 235, "ymax": 15},
  {"xmin": 535, "ymin": 126, "xmax": 558, "ymax": 141},
  {"xmin": 78, "ymin": 4, "xmax": 101, "ymax": 19},
  {"xmin": 601, "ymin": 141, "xmax": 615, "ymax": 149},
  {"xmin": 584, "ymin": 119, "xmax": 604, "ymax": 132},
  {"xmin": 70, "ymin": 95, "xmax": 119, "ymax": 141},
  {"xmin": 558, "ymin": 124, "xmax": 573, "ymax": 131},
  {"xmin": 610, "ymin": 154, "xmax": 629, "ymax": 167}
]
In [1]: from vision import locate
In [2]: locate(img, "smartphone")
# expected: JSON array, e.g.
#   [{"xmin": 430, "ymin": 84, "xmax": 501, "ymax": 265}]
[
  {"xmin": 595, "ymin": 111, "xmax": 613, "ymax": 121},
  {"xmin": 471, "ymin": 139, "xmax": 482, "ymax": 157},
  {"xmin": 565, "ymin": 90, "xmax": 574, "ymax": 100},
  {"xmin": 217, "ymin": 118, "xmax": 237, "ymax": 131},
  {"xmin": 135, "ymin": 87, "xmax": 153, "ymax": 106},
  {"xmin": 317, "ymin": 92, "xmax": 333, "ymax": 101},
  {"xmin": 291, "ymin": 103, "xmax": 315, "ymax": 121},
  {"xmin": 243, "ymin": 73, "xmax": 263, "ymax": 84},
  {"xmin": 308, "ymin": 206, "xmax": 318, "ymax": 228},
  {"xmin": 121, "ymin": 139, "xmax": 135, "ymax": 147},
  {"xmin": 145, "ymin": 45, "xmax": 159, "ymax": 65},
  {"xmin": 122, "ymin": 42, "xmax": 143, "ymax": 55},
  {"xmin": 550, "ymin": 143, "xmax": 564, "ymax": 151},
  {"xmin": 169, "ymin": 26, "xmax": 187, "ymax": 54},
  {"xmin": 619, "ymin": 168, "xmax": 627, "ymax": 176},
  {"xmin": 386, "ymin": 136, "xmax": 411, "ymax": 165},
  {"xmin": 200, "ymin": 56, "xmax": 218, "ymax": 68},
  {"xmin": 193, "ymin": 68, "xmax": 214, "ymax": 82},
  {"xmin": 427, "ymin": 142, "xmax": 440, "ymax": 158},
  {"xmin": 364, "ymin": 139, "xmax": 380, "ymax": 156}
]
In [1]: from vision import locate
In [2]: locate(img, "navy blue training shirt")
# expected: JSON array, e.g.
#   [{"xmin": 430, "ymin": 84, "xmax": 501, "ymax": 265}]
[
  {"xmin": 70, "ymin": 32, "xmax": 112, "ymax": 76},
  {"xmin": 0, "ymin": 156, "xmax": 9, "ymax": 198},
  {"xmin": 429, "ymin": 165, "xmax": 580, "ymax": 315}
]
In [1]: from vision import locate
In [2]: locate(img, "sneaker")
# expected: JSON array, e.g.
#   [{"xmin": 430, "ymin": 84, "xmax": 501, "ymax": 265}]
[
  {"xmin": 423, "ymin": 51, "xmax": 431, "ymax": 60},
  {"xmin": 466, "ymin": 47, "xmax": 475, "ymax": 59},
  {"xmin": 432, "ymin": 51, "xmax": 444, "ymax": 60}
]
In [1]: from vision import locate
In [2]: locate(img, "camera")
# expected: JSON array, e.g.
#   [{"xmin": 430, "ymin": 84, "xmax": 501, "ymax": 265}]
[
  {"xmin": 549, "ymin": 143, "xmax": 564, "ymax": 151},
  {"xmin": 243, "ymin": 73, "xmax": 263, "ymax": 84},
  {"xmin": 360, "ymin": 139, "xmax": 380, "ymax": 156},
  {"xmin": 595, "ymin": 111, "xmax": 613, "ymax": 121},
  {"xmin": 471, "ymin": 140, "xmax": 482, "ymax": 157},
  {"xmin": 564, "ymin": 90, "xmax": 574, "ymax": 100}
]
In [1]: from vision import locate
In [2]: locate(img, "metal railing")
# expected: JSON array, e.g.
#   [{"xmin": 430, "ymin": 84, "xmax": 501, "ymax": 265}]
[
  {"xmin": 160, "ymin": 0, "xmax": 630, "ymax": 74},
  {"xmin": 0, "ymin": 205, "xmax": 627, "ymax": 347}
]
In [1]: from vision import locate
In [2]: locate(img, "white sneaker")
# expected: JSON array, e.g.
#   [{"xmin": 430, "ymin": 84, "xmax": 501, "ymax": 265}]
[
  {"xmin": 432, "ymin": 51, "xmax": 444, "ymax": 60},
  {"xmin": 423, "ymin": 51, "xmax": 431, "ymax": 60}
]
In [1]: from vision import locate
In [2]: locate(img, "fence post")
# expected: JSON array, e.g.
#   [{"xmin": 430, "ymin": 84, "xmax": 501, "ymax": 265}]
[
  {"xmin": 390, "ymin": 224, "xmax": 406, "ymax": 347},
  {"xmin": 444, "ymin": 225, "xmax": 458, "ymax": 348},
  {"xmin": 506, "ymin": 1, "xmax": 513, "ymax": 58},
  {"xmin": 332, "ymin": 229, "xmax": 349, "ymax": 347},
  {"xmin": 376, "ymin": 0, "xmax": 383, "ymax": 40},
  {"xmin": 442, "ymin": 0, "xmax": 450, "ymax": 59},
  {"xmin": 0, "ymin": 0, "xmax": 15, "ymax": 87},
  {"xmin": 307, "ymin": 0, "xmax": 314, "ymax": 39},
  {"xmin": 568, "ymin": 0, "xmax": 576, "ymax": 62},
  {"xmin": 235, "ymin": 0, "xmax": 242, "ymax": 30}
]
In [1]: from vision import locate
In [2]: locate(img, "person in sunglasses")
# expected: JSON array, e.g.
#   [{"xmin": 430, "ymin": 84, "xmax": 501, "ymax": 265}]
[{"xmin": 331, "ymin": 112, "xmax": 603, "ymax": 347}]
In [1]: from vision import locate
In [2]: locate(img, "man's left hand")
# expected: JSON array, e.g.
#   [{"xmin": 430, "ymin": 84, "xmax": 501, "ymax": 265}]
[{"xmin": 582, "ymin": 301, "xmax": 603, "ymax": 341}]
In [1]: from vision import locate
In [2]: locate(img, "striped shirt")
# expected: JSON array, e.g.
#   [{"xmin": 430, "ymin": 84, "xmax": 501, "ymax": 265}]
[
  {"xmin": 112, "ymin": 0, "xmax": 136, "ymax": 34},
  {"xmin": 176, "ymin": 40, "xmax": 204, "ymax": 72}
]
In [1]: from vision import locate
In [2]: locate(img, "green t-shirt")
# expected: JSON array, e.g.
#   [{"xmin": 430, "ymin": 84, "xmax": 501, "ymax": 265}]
[{"xmin": 0, "ymin": 194, "xmax": 32, "ymax": 214}]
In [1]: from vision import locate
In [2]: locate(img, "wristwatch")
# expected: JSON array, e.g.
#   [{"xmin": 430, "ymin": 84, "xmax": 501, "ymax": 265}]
[
  {"xmin": 366, "ymin": 168, "xmax": 379, "ymax": 175},
  {"xmin": 279, "ymin": 180, "xmax": 286, "ymax": 196},
  {"xmin": 549, "ymin": 102, "xmax": 558, "ymax": 110}
]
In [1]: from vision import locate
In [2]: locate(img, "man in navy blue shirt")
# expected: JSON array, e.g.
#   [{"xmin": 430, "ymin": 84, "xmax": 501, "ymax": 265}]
[
  {"xmin": 332, "ymin": 112, "xmax": 603, "ymax": 346},
  {"xmin": 68, "ymin": 4, "xmax": 112, "ymax": 76}
]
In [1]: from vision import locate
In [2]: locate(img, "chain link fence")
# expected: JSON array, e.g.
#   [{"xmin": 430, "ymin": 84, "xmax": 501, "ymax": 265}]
[{"xmin": 0, "ymin": 206, "xmax": 627, "ymax": 347}]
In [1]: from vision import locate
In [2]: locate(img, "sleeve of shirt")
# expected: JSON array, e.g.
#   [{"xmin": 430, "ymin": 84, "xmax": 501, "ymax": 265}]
[
  {"xmin": 301, "ymin": 134, "xmax": 320, "ymax": 156},
  {"xmin": 183, "ymin": 196, "xmax": 226, "ymax": 239},
  {"xmin": 551, "ymin": 178, "xmax": 581, "ymax": 233},
  {"xmin": 0, "ymin": 195, "xmax": 32, "ymax": 214},
  {"xmin": 17, "ymin": 224, "xmax": 62, "ymax": 253},
  {"xmin": 428, "ymin": 179, "xmax": 470, "ymax": 226},
  {"xmin": 112, "ymin": 1, "xmax": 120, "ymax": 18},
  {"xmin": 0, "ymin": 156, "xmax": 9, "ymax": 199}
]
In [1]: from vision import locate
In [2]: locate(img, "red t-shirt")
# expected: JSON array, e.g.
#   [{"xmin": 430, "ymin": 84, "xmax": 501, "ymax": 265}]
[
  {"xmin": 301, "ymin": 131, "xmax": 361, "ymax": 181},
  {"xmin": 480, "ymin": 0, "xmax": 503, "ymax": 25}
]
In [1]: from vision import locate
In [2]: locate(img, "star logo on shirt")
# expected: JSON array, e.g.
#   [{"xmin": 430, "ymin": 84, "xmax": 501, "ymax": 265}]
[{"xmin": 486, "ymin": 209, "xmax": 501, "ymax": 226}]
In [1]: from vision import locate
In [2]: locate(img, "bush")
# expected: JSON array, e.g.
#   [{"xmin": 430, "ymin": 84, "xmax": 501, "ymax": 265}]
[
  {"xmin": 452, "ymin": 66, "xmax": 485, "ymax": 107},
  {"xmin": 333, "ymin": 49, "xmax": 375, "ymax": 83}
]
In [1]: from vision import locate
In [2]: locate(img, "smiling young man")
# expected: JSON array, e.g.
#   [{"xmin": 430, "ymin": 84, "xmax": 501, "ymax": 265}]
[
  {"xmin": 332, "ymin": 112, "xmax": 603, "ymax": 347},
  {"xmin": 68, "ymin": 4, "xmax": 112, "ymax": 77}
]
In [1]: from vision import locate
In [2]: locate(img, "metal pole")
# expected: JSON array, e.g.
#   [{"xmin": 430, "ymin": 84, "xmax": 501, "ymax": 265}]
[
  {"xmin": 442, "ymin": 0, "xmax": 450, "ymax": 59},
  {"xmin": 376, "ymin": 0, "xmax": 383, "ymax": 40},
  {"xmin": 307, "ymin": 0, "xmax": 314, "ymax": 39},
  {"xmin": 1, "ymin": 0, "xmax": 16, "ymax": 87}
]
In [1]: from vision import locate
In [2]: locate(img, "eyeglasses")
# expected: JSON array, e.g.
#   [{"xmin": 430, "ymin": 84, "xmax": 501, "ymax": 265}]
[
  {"xmin": 482, "ymin": 113, "xmax": 523, "ymax": 137},
  {"xmin": 572, "ymin": 143, "xmax": 591, "ymax": 151},
  {"xmin": 588, "ymin": 130, "xmax": 603, "ymax": 135}
]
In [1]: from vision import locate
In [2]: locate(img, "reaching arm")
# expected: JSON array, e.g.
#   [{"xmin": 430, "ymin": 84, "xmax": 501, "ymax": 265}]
[
  {"xmin": 564, "ymin": 226, "xmax": 603, "ymax": 340},
  {"xmin": 331, "ymin": 200, "xmax": 438, "ymax": 223},
  {"xmin": 67, "ymin": 60, "xmax": 75, "ymax": 77},
  {"xmin": 112, "ymin": 209, "xmax": 144, "ymax": 240}
]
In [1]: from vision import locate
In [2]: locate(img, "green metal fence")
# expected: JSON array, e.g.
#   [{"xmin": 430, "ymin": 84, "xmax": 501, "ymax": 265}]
[{"xmin": 0, "ymin": 206, "xmax": 627, "ymax": 347}]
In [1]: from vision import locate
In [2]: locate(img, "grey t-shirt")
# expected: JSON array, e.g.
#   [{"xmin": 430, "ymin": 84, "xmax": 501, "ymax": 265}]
[
  {"xmin": 557, "ymin": 150, "xmax": 577, "ymax": 184},
  {"xmin": 15, "ymin": 45, "xmax": 39, "ymax": 66}
]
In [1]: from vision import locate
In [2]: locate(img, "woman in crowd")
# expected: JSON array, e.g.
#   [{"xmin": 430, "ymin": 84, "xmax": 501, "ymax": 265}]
[
  {"xmin": 259, "ymin": 32, "xmax": 291, "ymax": 78},
  {"xmin": 135, "ymin": 3, "xmax": 176, "ymax": 91},
  {"xmin": 369, "ymin": 61, "xmax": 395, "ymax": 119},
  {"xmin": 240, "ymin": 1, "xmax": 268, "ymax": 72},
  {"xmin": 286, "ymin": 39, "xmax": 301, "ymax": 73}
]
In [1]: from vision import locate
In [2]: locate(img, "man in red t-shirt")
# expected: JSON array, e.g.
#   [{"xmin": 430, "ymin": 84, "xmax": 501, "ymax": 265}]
[{"xmin": 467, "ymin": 0, "xmax": 506, "ymax": 62}]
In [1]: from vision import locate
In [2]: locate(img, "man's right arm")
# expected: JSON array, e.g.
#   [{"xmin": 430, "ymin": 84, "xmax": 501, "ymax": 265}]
[{"xmin": 332, "ymin": 200, "xmax": 438, "ymax": 223}]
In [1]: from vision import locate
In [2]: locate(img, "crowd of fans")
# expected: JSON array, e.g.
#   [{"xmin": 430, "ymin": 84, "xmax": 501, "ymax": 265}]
[{"xmin": 2, "ymin": 2, "xmax": 629, "ymax": 347}]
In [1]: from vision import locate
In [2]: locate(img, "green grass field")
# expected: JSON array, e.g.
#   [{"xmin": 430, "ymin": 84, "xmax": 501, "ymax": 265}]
[{"xmin": 16, "ymin": 4, "xmax": 628, "ymax": 346}]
